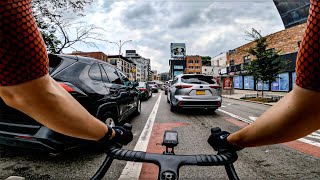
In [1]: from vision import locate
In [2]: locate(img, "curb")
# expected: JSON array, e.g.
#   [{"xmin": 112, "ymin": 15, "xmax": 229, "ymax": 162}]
[{"xmin": 222, "ymin": 96, "xmax": 274, "ymax": 106}]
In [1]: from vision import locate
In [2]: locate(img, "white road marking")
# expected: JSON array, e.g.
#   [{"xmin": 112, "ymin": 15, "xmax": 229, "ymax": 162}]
[
  {"xmin": 221, "ymin": 105, "xmax": 227, "ymax": 108},
  {"xmin": 298, "ymin": 138, "xmax": 320, "ymax": 148},
  {"xmin": 217, "ymin": 109, "xmax": 253, "ymax": 124},
  {"xmin": 217, "ymin": 109, "xmax": 320, "ymax": 148},
  {"xmin": 118, "ymin": 92, "xmax": 162, "ymax": 180},
  {"xmin": 227, "ymin": 103, "xmax": 232, "ymax": 105},
  {"xmin": 249, "ymin": 116, "xmax": 258, "ymax": 121}
]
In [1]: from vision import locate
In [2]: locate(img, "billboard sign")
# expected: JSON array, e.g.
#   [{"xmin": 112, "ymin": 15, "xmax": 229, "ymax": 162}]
[
  {"xmin": 171, "ymin": 43, "xmax": 186, "ymax": 58},
  {"xmin": 223, "ymin": 78, "xmax": 232, "ymax": 90}
]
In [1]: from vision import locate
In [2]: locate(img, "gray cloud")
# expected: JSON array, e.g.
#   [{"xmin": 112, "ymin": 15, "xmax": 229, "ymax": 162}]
[{"xmin": 66, "ymin": 0, "xmax": 284, "ymax": 73}]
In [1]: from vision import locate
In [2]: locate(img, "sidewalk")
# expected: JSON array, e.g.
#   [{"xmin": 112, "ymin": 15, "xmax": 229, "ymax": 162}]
[{"xmin": 222, "ymin": 89, "xmax": 288, "ymax": 106}]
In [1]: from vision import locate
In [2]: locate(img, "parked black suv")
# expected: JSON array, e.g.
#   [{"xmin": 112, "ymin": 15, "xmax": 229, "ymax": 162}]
[{"xmin": 0, "ymin": 54, "xmax": 141, "ymax": 153}]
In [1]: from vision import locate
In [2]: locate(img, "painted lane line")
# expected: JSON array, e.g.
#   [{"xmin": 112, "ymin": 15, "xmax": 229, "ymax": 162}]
[
  {"xmin": 298, "ymin": 138, "xmax": 320, "ymax": 148},
  {"xmin": 221, "ymin": 105, "xmax": 227, "ymax": 108},
  {"xmin": 306, "ymin": 135, "xmax": 320, "ymax": 140},
  {"xmin": 118, "ymin": 92, "xmax": 162, "ymax": 180},
  {"xmin": 217, "ymin": 109, "xmax": 253, "ymax": 124},
  {"xmin": 217, "ymin": 109, "xmax": 320, "ymax": 148},
  {"xmin": 249, "ymin": 116, "xmax": 258, "ymax": 121},
  {"xmin": 311, "ymin": 132, "xmax": 320, "ymax": 137}
]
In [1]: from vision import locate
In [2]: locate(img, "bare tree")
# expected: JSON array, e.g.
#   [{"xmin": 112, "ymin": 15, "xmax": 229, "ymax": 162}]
[{"xmin": 31, "ymin": 0, "xmax": 107, "ymax": 53}]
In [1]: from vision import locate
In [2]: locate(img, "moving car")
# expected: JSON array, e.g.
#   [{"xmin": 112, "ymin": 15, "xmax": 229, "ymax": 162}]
[
  {"xmin": 137, "ymin": 82, "xmax": 152, "ymax": 100},
  {"xmin": 167, "ymin": 74, "xmax": 221, "ymax": 112},
  {"xmin": 149, "ymin": 84, "xmax": 159, "ymax": 93},
  {"xmin": 0, "ymin": 54, "xmax": 141, "ymax": 153}
]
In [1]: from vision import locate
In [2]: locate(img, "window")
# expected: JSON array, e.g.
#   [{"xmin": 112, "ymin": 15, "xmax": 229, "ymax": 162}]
[
  {"xmin": 188, "ymin": 66, "xmax": 193, "ymax": 69},
  {"xmin": 230, "ymin": 60, "xmax": 235, "ymax": 66},
  {"xmin": 195, "ymin": 60, "xmax": 199, "ymax": 63},
  {"xmin": 89, "ymin": 63, "xmax": 102, "ymax": 81},
  {"xmin": 99, "ymin": 64, "xmax": 110, "ymax": 83},
  {"xmin": 244, "ymin": 55, "xmax": 251, "ymax": 64},
  {"xmin": 205, "ymin": 69, "xmax": 207, "ymax": 71},
  {"xmin": 181, "ymin": 75, "xmax": 216, "ymax": 84},
  {"xmin": 188, "ymin": 60, "xmax": 193, "ymax": 63},
  {"xmin": 101, "ymin": 64, "xmax": 123, "ymax": 85}
]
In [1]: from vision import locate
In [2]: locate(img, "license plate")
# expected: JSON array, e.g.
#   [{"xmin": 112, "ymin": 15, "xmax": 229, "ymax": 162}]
[{"xmin": 196, "ymin": 90, "xmax": 205, "ymax": 95}]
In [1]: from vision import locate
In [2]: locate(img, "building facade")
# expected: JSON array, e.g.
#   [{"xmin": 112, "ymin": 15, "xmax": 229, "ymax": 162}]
[
  {"xmin": 224, "ymin": 22, "xmax": 306, "ymax": 92},
  {"xmin": 185, "ymin": 55, "xmax": 202, "ymax": 74},
  {"xmin": 211, "ymin": 52, "xmax": 227, "ymax": 77},
  {"xmin": 273, "ymin": 0, "xmax": 310, "ymax": 29},
  {"xmin": 70, "ymin": 51, "xmax": 108, "ymax": 62},
  {"xmin": 107, "ymin": 55, "xmax": 136, "ymax": 81},
  {"xmin": 202, "ymin": 66, "xmax": 214, "ymax": 75},
  {"xmin": 125, "ymin": 50, "xmax": 151, "ymax": 82}
]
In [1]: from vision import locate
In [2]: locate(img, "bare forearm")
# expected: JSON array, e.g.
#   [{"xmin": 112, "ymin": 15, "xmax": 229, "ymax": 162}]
[
  {"xmin": 0, "ymin": 75, "xmax": 109, "ymax": 141},
  {"xmin": 228, "ymin": 86, "xmax": 320, "ymax": 147}
]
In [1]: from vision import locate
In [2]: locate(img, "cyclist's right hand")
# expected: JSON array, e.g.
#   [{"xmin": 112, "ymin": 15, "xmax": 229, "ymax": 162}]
[{"xmin": 207, "ymin": 127, "xmax": 243, "ymax": 152}]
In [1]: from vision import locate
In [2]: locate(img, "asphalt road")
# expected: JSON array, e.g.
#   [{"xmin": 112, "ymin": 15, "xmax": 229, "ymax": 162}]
[{"xmin": 0, "ymin": 92, "xmax": 319, "ymax": 180}]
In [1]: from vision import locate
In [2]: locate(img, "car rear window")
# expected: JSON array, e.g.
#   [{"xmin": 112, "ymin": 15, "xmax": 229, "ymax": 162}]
[
  {"xmin": 48, "ymin": 54, "xmax": 63, "ymax": 74},
  {"xmin": 181, "ymin": 76, "xmax": 216, "ymax": 84}
]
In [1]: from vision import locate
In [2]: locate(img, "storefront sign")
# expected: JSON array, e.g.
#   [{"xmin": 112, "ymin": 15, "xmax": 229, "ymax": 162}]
[
  {"xmin": 220, "ymin": 68, "xmax": 227, "ymax": 75},
  {"xmin": 223, "ymin": 78, "xmax": 232, "ymax": 90}
]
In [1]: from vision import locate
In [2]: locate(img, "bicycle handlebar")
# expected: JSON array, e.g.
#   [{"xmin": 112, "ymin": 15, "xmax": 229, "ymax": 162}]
[
  {"xmin": 91, "ymin": 147, "xmax": 239, "ymax": 180},
  {"xmin": 109, "ymin": 148, "xmax": 238, "ymax": 166}
]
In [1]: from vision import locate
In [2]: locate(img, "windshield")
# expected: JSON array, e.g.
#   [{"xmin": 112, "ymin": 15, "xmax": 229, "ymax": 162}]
[
  {"xmin": 138, "ymin": 82, "xmax": 146, "ymax": 88},
  {"xmin": 181, "ymin": 75, "xmax": 216, "ymax": 84}
]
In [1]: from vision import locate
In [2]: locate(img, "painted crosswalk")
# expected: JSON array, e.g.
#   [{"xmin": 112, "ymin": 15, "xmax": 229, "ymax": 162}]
[{"xmin": 219, "ymin": 103, "xmax": 320, "ymax": 148}]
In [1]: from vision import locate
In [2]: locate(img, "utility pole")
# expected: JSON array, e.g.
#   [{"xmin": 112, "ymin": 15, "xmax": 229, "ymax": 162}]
[{"xmin": 109, "ymin": 40, "xmax": 132, "ymax": 64}]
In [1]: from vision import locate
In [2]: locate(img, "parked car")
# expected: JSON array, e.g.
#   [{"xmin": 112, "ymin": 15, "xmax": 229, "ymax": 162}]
[
  {"xmin": 167, "ymin": 74, "xmax": 221, "ymax": 112},
  {"xmin": 0, "ymin": 54, "xmax": 141, "ymax": 154},
  {"xmin": 137, "ymin": 82, "xmax": 152, "ymax": 100}
]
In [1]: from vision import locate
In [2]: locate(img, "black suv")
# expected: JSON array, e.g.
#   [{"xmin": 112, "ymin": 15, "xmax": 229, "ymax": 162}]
[{"xmin": 0, "ymin": 54, "xmax": 141, "ymax": 153}]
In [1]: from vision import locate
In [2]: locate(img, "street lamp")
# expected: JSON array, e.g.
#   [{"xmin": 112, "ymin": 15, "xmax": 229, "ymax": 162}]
[{"xmin": 109, "ymin": 40, "xmax": 132, "ymax": 59}]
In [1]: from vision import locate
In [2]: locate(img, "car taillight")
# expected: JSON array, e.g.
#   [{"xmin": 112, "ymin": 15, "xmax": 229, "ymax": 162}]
[
  {"xmin": 139, "ymin": 88, "xmax": 146, "ymax": 91},
  {"xmin": 59, "ymin": 83, "xmax": 75, "ymax": 92},
  {"xmin": 209, "ymin": 86, "xmax": 220, "ymax": 89},
  {"xmin": 15, "ymin": 135, "xmax": 35, "ymax": 141},
  {"xmin": 176, "ymin": 85, "xmax": 192, "ymax": 89},
  {"xmin": 217, "ymin": 101, "xmax": 221, "ymax": 107}
]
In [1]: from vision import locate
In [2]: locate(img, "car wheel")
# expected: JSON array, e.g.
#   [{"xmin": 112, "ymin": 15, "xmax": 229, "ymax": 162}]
[
  {"xmin": 133, "ymin": 99, "xmax": 141, "ymax": 116},
  {"xmin": 170, "ymin": 98, "xmax": 176, "ymax": 112},
  {"xmin": 102, "ymin": 112, "xmax": 117, "ymax": 127}
]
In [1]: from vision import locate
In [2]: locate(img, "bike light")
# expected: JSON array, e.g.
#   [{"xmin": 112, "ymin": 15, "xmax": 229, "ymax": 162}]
[
  {"xmin": 59, "ymin": 83, "xmax": 75, "ymax": 92},
  {"xmin": 176, "ymin": 84, "xmax": 192, "ymax": 89},
  {"xmin": 139, "ymin": 88, "xmax": 146, "ymax": 91}
]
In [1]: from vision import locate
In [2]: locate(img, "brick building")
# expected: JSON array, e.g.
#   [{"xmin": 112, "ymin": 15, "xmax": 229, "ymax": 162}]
[
  {"xmin": 70, "ymin": 51, "xmax": 108, "ymax": 62},
  {"xmin": 225, "ymin": 23, "xmax": 306, "ymax": 92},
  {"xmin": 185, "ymin": 55, "xmax": 202, "ymax": 74}
]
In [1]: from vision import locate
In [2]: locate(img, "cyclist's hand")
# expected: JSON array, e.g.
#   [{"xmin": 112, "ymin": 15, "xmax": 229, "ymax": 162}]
[
  {"xmin": 110, "ymin": 125, "xmax": 133, "ymax": 147},
  {"xmin": 207, "ymin": 128, "xmax": 243, "ymax": 152}
]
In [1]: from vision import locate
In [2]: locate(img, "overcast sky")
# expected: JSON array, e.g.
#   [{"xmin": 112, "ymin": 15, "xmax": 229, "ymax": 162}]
[{"xmin": 64, "ymin": 0, "xmax": 284, "ymax": 73}]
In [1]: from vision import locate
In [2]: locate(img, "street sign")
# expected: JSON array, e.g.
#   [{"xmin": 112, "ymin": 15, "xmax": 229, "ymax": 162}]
[{"xmin": 223, "ymin": 78, "xmax": 232, "ymax": 90}]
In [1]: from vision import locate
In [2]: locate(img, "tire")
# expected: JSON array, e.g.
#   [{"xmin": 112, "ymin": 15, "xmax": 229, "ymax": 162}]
[
  {"xmin": 170, "ymin": 98, "xmax": 176, "ymax": 112},
  {"xmin": 133, "ymin": 99, "xmax": 141, "ymax": 116}
]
